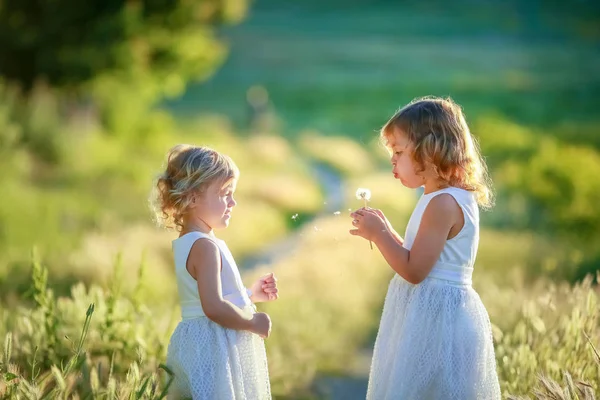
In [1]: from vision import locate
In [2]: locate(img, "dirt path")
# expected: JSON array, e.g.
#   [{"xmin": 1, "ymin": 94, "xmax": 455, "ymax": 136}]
[
  {"xmin": 240, "ymin": 163, "xmax": 345, "ymax": 271},
  {"xmin": 241, "ymin": 162, "xmax": 372, "ymax": 399}
]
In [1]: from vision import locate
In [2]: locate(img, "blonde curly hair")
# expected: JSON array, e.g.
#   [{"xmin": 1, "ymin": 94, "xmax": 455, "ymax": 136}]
[
  {"xmin": 151, "ymin": 144, "xmax": 239, "ymax": 230},
  {"xmin": 381, "ymin": 96, "xmax": 494, "ymax": 208}
]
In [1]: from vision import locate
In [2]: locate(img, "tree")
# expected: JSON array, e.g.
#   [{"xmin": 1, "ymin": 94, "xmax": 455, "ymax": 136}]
[{"xmin": 0, "ymin": 0, "xmax": 248, "ymax": 97}]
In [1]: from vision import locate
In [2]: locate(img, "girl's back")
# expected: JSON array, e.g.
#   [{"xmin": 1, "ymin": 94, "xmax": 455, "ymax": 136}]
[
  {"xmin": 404, "ymin": 187, "xmax": 478, "ymax": 286},
  {"xmin": 172, "ymin": 231, "xmax": 253, "ymax": 319}
]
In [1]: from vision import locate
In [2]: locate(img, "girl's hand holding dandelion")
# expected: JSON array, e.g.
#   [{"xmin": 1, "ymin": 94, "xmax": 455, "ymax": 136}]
[
  {"xmin": 350, "ymin": 188, "xmax": 404, "ymax": 248},
  {"xmin": 349, "ymin": 207, "xmax": 388, "ymax": 246},
  {"xmin": 354, "ymin": 188, "xmax": 374, "ymax": 249}
]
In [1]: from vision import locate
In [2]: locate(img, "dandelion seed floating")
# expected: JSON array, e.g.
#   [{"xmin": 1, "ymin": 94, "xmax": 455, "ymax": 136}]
[
  {"xmin": 355, "ymin": 188, "xmax": 373, "ymax": 250},
  {"xmin": 333, "ymin": 211, "xmax": 341, "ymax": 216},
  {"xmin": 291, "ymin": 213, "xmax": 298, "ymax": 221}
]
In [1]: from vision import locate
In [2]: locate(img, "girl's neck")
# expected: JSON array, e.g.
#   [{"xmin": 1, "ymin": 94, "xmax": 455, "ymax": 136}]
[
  {"xmin": 181, "ymin": 218, "xmax": 212, "ymax": 237},
  {"xmin": 423, "ymin": 178, "xmax": 450, "ymax": 195}
]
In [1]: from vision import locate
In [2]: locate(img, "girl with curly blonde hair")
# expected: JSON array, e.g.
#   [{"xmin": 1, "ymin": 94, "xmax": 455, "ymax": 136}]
[
  {"xmin": 350, "ymin": 97, "xmax": 501, "ymax": 399},
  {"xmin": 153, "ymin": 144, "xmax": 277, "ymax": 399}
]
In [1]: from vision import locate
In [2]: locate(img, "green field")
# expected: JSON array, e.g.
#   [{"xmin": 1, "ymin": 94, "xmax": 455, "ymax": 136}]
[
  {"xmin": 1, "ymin": 1, "xmax": 600, "ymax": 398},
  {"xmin": 166, "ymin": 0, "xmax": 600, "ymax": 138}
]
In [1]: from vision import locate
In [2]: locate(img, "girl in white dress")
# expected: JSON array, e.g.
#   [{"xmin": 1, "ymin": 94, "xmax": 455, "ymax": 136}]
[
  {"xmin": 152, "ymin": 144, "xmax": 278, "ymax": 399},
  {"xmin": 350, "ymin": 97, "xmax": 501, "ymax": 399}
]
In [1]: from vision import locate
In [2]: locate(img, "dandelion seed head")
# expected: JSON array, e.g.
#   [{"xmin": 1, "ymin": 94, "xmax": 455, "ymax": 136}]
[{"xmin": 355, "ymin": 188, "xmax": 371, "ymax": 201}]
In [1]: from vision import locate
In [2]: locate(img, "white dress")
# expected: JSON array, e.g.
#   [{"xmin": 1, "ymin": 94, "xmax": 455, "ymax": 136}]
[
  {"xmin": 367, "ymin": 187, "xmax": 501, "ymax": 400},
  {"xmin": 166, "ymin": 231, "xmax": 271, "ymax": 400}
]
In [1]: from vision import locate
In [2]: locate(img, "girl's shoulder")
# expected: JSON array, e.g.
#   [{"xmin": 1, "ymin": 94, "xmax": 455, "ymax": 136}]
[
  {"xmin": 423, "ymin": 186, "xmax": 475, "ymax": 205},
  {"xmin": 173, "ymin": 231, "xmax": 222, "ymax": 259},
  {"xmin": 420, "ymin": 187, "xmax": 478, "ymax": 222},
  {"xmin": 173, "ymin": 231, "xmax": 220, "ymax": 247},
  {"xmin": 422, "ymin": 186, "xmax": 471, "ymax": 196}
]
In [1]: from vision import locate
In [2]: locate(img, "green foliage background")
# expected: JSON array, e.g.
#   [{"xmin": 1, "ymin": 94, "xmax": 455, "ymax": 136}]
[{"xmin": 1, "ymin": 0, "xmax": 600, "ymax": 398}]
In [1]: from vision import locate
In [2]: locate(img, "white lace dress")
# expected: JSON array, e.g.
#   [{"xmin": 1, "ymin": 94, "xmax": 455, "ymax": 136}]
[
  {"xmin": 166, "ymin": 231, "xmax": 271, "ymax": 400},
  {"xmin": 367, "ymin": 187, "xmax": 501, "ymax": 399}
]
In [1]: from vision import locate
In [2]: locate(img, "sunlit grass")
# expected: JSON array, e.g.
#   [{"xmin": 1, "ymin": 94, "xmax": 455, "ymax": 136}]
[{"xmin": 2, "ymin": 216, "xmax": 599, "ymax": 398}]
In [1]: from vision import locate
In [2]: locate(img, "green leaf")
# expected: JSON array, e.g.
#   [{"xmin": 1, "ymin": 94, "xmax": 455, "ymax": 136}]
[{"xmin": 4, "ymin": 372, "xmax": 18, "ymax": 382}]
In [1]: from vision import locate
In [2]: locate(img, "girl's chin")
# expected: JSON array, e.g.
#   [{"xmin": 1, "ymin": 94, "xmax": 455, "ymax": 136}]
[{"xmin": 400, "ymin": 179, "xmax": 421, "ymax": 189}]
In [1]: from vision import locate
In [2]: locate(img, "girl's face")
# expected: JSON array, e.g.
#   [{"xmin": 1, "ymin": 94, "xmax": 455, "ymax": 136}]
[
  {"xmin": 190, "ymin": 179, "xmax": 237, "ymax": 230},
  {"xmin": 389, "ymin": 129, "xmax": 425, "ymax": 189}
]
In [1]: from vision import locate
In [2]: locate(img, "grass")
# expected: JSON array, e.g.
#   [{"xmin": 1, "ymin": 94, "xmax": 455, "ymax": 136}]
[{"xmin": 2, "ymin": 197, "xmax": 600, "ymax": 398}]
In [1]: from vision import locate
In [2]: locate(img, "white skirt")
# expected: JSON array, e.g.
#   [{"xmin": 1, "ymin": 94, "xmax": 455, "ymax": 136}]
[
  {"xmin": 367, "ymin": 274, "xmax": 501, "ymax": 400},
  {"xmin": 166, "ymin": 307, "xmax": 271, "ymax": 400}
]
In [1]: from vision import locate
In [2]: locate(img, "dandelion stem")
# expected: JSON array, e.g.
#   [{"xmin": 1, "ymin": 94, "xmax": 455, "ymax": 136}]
[{"xmin": 363, "ymin": 198, "xmax": 373, "ymax": 250}]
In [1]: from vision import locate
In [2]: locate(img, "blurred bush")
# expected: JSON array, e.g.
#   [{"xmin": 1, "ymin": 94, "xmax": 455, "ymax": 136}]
[
  {"xmin": 473, "ymin": 116, "xmax": 600, "ymax": 281},
  {"xmin": 0, "ymin": 83, "xmax": 324, "ymax": 299},
  {"xmin": 298, "ymin": 132, "xmax": 376, "ymax": 177}
]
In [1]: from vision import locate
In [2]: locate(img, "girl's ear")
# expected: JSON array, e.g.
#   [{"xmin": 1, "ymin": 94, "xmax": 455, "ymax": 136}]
[
  {"xmin": 190, "ymin": 187, "xmax": 205, "ymax": 207},
  {"xmin": 418, "ymin": 158, "xmax": 436, "ymax": 181}
]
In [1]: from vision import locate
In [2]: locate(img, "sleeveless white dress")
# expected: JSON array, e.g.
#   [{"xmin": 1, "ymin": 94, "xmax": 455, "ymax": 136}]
[
  {"xmin": 166, "ymin": 231, "xmax": 271, "ymax": 399},
  {"xmin": 367, "ymin": 187, "xmax": 501, "ymax": 399}
]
